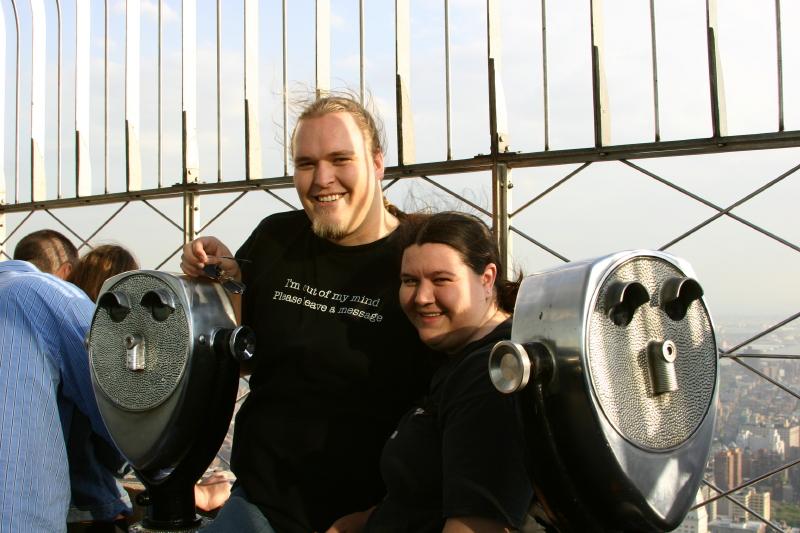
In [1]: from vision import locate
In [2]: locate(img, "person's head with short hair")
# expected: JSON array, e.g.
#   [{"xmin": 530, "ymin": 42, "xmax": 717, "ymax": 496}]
[
  {"xmin": 396, "ymin": 211, "xmax": 520, "ymax": 354},
  {"xmin": 290, "ymin": 94, "xmax": 399, "ymax": 246},
  {"xmin": 68, "ymin": 244, "xmax": 139, "ymax": 302},
  {"xmin": 13, "ymin": 229, "xmax": 79, "ymax": 280}
]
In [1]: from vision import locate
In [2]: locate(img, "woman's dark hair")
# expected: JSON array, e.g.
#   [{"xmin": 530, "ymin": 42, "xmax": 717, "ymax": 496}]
[
  {"xmin": 68, "ymin": 244, "xmax": 139, "ymax": 302},
  {"xmin": 395, "ymin": 211, "xmax": 521, "ymax": 313}
]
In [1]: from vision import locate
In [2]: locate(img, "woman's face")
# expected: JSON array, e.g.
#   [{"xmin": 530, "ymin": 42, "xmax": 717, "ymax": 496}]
[{"xmin": 399, "ymin": 243, "xmax": 496, "ymax": 354}]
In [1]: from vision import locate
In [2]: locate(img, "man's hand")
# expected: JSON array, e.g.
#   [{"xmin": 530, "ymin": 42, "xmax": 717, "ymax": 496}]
[
  {"xmin": 194, "ymin": 473, "xmax": 233, "ymax": 512},
  {"xmin": 180, "ymin": 237, "xmax": 239, "ymax": 280},
  {"xmin": 324, "ymin": 507, "xmax": 375, "ymax": 533},
  {"xmin": 181, "ymin": 236, "xmax": 243, "ymax": 323}
]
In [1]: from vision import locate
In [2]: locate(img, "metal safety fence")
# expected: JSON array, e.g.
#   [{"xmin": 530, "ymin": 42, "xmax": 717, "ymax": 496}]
[{"xmin": 1, "ymin": 1, "xmax": 798, "ymax": 529}]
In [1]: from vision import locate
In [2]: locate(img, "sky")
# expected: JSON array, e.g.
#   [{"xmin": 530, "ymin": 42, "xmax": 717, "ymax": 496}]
[{"xmin": 0, "ymin": 0, "xmax": 798, "ymax": 322}]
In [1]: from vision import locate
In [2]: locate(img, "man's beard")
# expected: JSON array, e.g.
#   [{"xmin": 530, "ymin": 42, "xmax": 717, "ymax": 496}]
[{"xmin": 312, "ymin": 218, "xmax": 348, "ymax": 242}]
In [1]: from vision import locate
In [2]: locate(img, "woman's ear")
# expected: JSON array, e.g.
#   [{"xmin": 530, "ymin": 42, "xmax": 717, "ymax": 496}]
[{"xmin": 482, "ymin": 263, "xmax": 498, "ymax": 289}]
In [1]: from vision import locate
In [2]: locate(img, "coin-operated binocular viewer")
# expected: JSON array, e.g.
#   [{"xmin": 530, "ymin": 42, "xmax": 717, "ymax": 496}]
[
  {"xmin": 489, "ymin": 251, "xmax": 717, "ymax": 532},
  {"xmin": 88, "ymin": 271, "xmax": 255, "ymax": 532}
]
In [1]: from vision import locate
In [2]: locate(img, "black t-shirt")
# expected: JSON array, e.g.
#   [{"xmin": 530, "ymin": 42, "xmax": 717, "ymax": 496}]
[
  {"xmin": 364, "ymin": 319, "xmax": 533, "ymax": 532},
  {"xmin": 231, "ymin": 210, "xmax": 438, "ymax": 533}
]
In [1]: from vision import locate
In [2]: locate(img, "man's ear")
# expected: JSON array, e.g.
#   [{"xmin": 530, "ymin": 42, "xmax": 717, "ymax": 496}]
[
  {"xmin": 372, "ymin": 151, "xmax": 385, "ymax": 181},
  {"xmin": 55, "ymin": 262, "xmax": 73, "ymax": 281}
]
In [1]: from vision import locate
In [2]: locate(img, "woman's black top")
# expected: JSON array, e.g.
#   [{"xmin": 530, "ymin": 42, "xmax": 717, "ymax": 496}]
[{"xmin": 364, "ymin": 319, "xmax": 533, "ymax": 532}]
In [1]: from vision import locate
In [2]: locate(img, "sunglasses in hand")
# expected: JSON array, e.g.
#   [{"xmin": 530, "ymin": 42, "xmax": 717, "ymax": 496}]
[{"xmin": 202, "ymin": 256, "xmax": 251, "ymax": 295}]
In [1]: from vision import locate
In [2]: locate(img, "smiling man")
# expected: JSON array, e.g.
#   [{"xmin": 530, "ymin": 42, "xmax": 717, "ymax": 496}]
[{"xmin": 181, "ymin": 96, "xmax": 437, "ymax": 533}]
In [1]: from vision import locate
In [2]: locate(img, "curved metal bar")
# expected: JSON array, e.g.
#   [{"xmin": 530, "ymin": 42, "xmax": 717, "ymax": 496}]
[
  {"xmin": 216, "ymin": 0, "xmax": 221, "ymax": 182},
  {"xmin": 444, "ymin": 0, "xmax": 452, "ymax": 160},
  {"xmin": 158, "ymin": 0, "xmax": 163, "ymax": 187},
  {"xmin": 244, "ymin": 0, "xmax": 261, "ymax": 181},
  {"xmin": 55, "ymin": 0, "xmax": 62, "ymax": 198},
  {"xmin": 30, "ymin": 0, "xmax": 47, "ymax": 202},
  {"xmin": 541, "ymin": 0, "xmax": 549, "ymax": 151},
  {"xmin": 359, "ymin": 0, "xmax": 365, "ymax": 104},
  {"xmin": 282, "ymin": 0, "xmax": 288, "ymax": 176},
  {"xmin": 0, "ymin": 3, "xmax": 5, "ymax": 215},
  {"xmin": 104, "ymin": 0, "xmax": 109, "ymax": 194},
  {"xmin": 315, "ymin": 0, "xmax": 330, "ymax": 99},
  {"xmin": 775, "ymin": 0, "xmax": 784, "ymax": 132},
  {"xmin": 11, "ymin": 0, "xmax": 20, "ymax": 203},
  {"xmin": 182, "ymin": 0, "xmax": 199, "ymax": 183},
  {"xmin": 648, "ymin": 0, "xmax": 660, "ymax": 142},
  {"xmin": 75, "ymin": 0, "xmax": 92, "ymax": 198}
]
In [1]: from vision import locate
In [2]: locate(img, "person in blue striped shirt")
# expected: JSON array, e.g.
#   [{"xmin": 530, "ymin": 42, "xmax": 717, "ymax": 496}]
[{"xmin": 0, "ymin": 233, "xmax": 131, "ymax": 533}]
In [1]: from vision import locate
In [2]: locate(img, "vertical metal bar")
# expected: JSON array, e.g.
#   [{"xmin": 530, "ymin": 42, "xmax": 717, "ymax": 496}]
[
  {"xmin": 182, "ymin": 0, "xmax": 199, "ymax": 183},
  {"xmin": 496, "ymin": 163, "xmax": 511, "ymax": 277},
  {"xmin": 158, "ymin": 0, "xmax": 163, "ymax": 187},
  {"xmin": 649, "ymin": 0, "xmax": 661, "ymax": 142},
  {"xmin": 30, "ymin": 0, "xmax": 47, "ymax": 201},
  {"xmin": 541, "ymin": 0, "xmax": 549, "ymax": 150},
  {"xmin": 706, "ymin": 0, "xmax": 727, "ymax": 137},
  {"xmin": 775, "ymin": 0, "xmax": 784, "ymax": 132},
  {"xmin": 216, "ymin": 0, "xmax": 221, "ymax": 181},
  {"xmin": 315, "ymin": 0, "xmax": 331, "ymax": 99},
  {"xmin": 126, "ymin": 0, "xmax": 142, "ymax": 191},
  {"xmin": 589, "ymin": 0, "xmax": 610, "ymax": 147},
  {"xmin": 11, "ymin": 0, "xmax": 19, "ymax": 203},
  {"xmin": 359, "ymin": 0, "xmax": 365, "ymax": 103},
  {"xmin": 55, "ymin": 0, "xmax": 62, "ymax": 198},
  {"xmin": 75, "ymin": 0, "xmax": 92, "ymax": 197},
  {"xmin": 244, "ymin": 0, "xmax": 262, "ymax": 181},
  {"xmin": 0, "ymin": 4, "xmax": 5, "ymax": 244},
  {"xmin": 444, "ymin": 0, "xmax": 452, "ymax": 160},
  {"xmin": 487, "ymin": 0, "xmax": 511, "ymax": 270},
  {"xmin": 104, "ymin": 0, "xmax": 109, "ymax": 194},
  {"xmin": 282, "ymin": 0, "xmax": 288, "ymax": 176},
  {"xmin": 395, "ymin": 0, "xmax": 415, "ymax": 165},
  {"xmin": 487, "ymin": 0, "xmax": 508, "ymax": 155},
  {"xmin": 183, "ymin": 192, "xmax": 197, "ymax": 244}
]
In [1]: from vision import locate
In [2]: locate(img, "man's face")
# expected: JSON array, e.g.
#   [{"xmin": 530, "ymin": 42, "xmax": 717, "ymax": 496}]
[{"xmin": 292, "ymin": 112, "xmax": 385, "ymax": 246}]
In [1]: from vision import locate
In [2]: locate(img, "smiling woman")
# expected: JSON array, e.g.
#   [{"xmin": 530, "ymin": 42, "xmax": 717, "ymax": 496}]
[{"xmin": 330, "ymin": 211, "xmax": 537, "ymax": 533}]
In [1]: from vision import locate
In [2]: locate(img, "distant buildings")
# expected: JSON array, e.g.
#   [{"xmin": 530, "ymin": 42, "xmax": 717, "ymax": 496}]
[
  {"xmin": 708, "ymin": 519, "xmax": 766, "ymax": 533},
  {"xmin": 671, "ymin": 319, "xmax": 800, "ymax": 531},
  {"xmin": 715, "ymin": 448, "xmax": 744, "ymax": 515}
]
